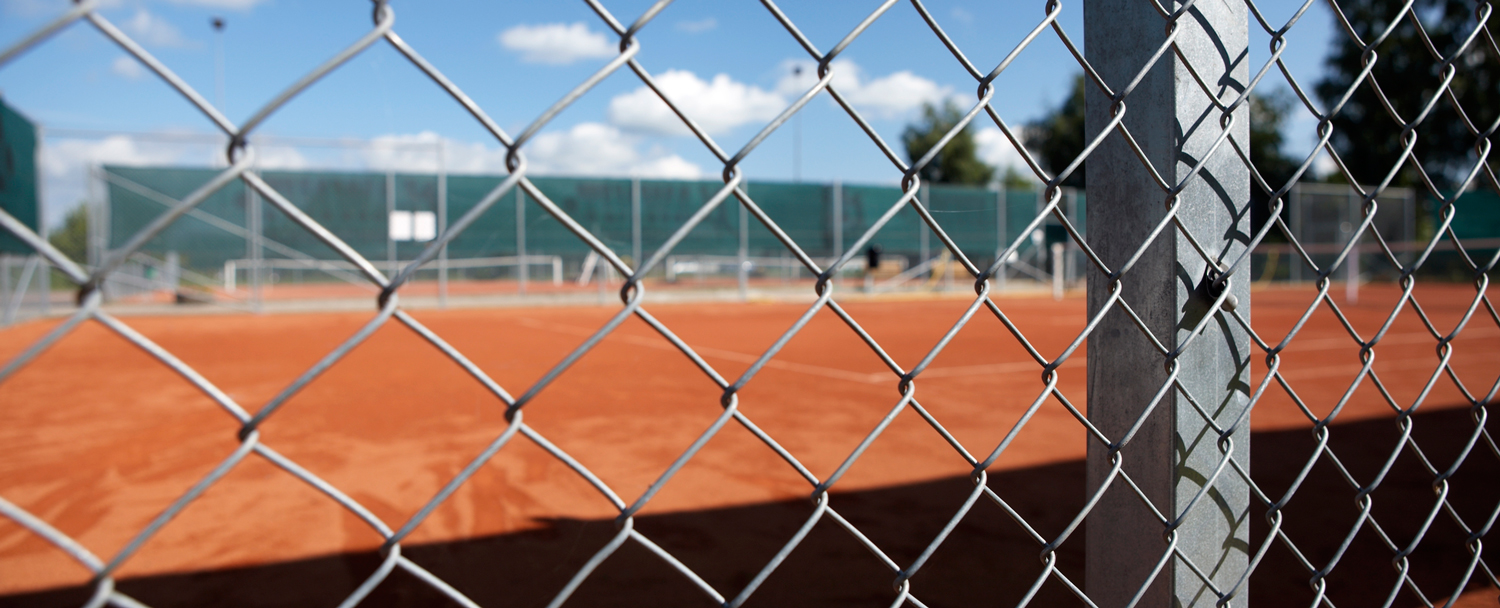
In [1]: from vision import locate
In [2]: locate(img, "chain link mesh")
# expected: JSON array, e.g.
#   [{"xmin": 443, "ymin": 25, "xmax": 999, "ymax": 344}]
[{"xmin": 0, "ymin": 0, "xmax": 1496, "ymax": 606}]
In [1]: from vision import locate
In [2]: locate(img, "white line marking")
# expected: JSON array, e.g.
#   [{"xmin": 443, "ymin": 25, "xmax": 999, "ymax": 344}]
[{"xmin": 514, "ymin": 318, "xmax": 1498, "ymax": 387}]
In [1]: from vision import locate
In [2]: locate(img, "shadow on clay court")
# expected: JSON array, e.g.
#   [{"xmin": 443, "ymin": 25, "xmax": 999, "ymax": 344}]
[{"xmin": 4, "ymin": 407, "xmax": 1495, "ymax": 607}]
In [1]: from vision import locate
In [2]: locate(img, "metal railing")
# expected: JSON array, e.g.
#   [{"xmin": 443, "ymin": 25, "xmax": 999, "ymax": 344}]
[{"xmin": 0, "ymin": 1, "xmax": 1495, "ymax": 607}]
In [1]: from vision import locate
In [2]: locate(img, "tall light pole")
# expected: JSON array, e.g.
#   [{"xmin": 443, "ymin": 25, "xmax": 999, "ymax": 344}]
[{"xmin": 211, "ymin": 17, "xmax": 225, "ymax": 111}]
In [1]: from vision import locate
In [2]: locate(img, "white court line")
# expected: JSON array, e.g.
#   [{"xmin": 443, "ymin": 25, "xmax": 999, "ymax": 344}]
[
  {"xmin": 515, "ymin": 318, "xmax": 1496, "ymax": 386},
  {"xmin": 515, "ymin": 317, "xmax": 884, "ymax": 384},
  {"xmin": 1282, "ymin": 326, "xmax": 1500, "ymax": 351},
  {"xmin": 1276, "ymin": 350, "xmax": 1500, "ymax": 382}
]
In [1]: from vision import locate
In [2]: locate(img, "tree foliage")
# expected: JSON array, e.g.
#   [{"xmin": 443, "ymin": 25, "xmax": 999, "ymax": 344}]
[
  {"xmin": 1315, "ymin": 0, "xmax": 1498, "ymax": 191},
  {"xmin": 1025, "ymin": 74, "xmax": 1087, "ymax": 188},
  {"xmin": 1250, "ymin": 90, "xmax": 1300, "ymax": 190},
  {"xmin": 1000, "ymin": 166, "xmax": 1035, "ymax": 190},
  {"xmin": 1250, "ymin": 90, "xmax": 1301, "ymax": 235},
  {"xmin": 49, "ymin": 204, "xmax": 88, "ymax": 263},
  {"xmin": 1023, "ymin": 73, "xmax": 1301, "ymax": 235},
  {"xmin": 901, "ymin": 100, "xmax": 995, "ymax": 186}
]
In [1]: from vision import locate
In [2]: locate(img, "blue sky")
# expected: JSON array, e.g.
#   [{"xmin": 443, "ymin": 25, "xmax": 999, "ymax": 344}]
[{"xmin": 1, "ymin": 0, "xmax": 1338, "ymax": 226}]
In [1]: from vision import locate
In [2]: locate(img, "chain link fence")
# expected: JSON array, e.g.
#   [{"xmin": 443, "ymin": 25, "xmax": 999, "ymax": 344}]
[{"xmin": 0, "ymin": 0, "xmax": 1496, "ymax": 606}]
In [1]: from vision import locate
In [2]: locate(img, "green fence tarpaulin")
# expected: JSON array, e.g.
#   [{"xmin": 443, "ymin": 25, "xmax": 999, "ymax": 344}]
[
  {"xmin": 0, "ymin": 97, "xmax": 39, "ymax": 255},
  {"xmin": 105, "ymin": 165, "xmax": 1061, "ymax": 274}
]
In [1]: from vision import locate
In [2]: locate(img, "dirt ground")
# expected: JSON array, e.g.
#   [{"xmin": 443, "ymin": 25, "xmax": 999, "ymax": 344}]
[{"xmin": 0, "ymin": 284, "xmax": 1494, "ymax": 605}]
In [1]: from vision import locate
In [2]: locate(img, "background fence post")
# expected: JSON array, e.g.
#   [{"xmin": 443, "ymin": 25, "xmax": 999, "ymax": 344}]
[
  {"xmin": 631, "ymin": 177, "xmax": 641, "ymax": 273},
  {"xmin": 248, "ymin": 175, "xmax": 263, "ymax": 313},
  {"xmin": 163, "ymin": 250, "xmax": 179, "ymax": 295},
  {"xmin": 88, "ymin": 166, "xmax": 109, "ymax": 300},
  {"xmin": 516, "ymin": 188, "xmax": 527, "ymax": 294},
  {"xmin": 385, "ymin": 171, "xmax": 396, "ymax": 279},
  {"xmin": 437, "ymin": 140, "xmax": 448, "ymax": 309},
  {"xmin": 996, "ymin": 187, "xmax": 1007, "ymax": 291},
  {"xmin": 919, "ymin": 182, "xmax": 930, "ymax": 272},
  {"xmin": 33, "ymin": 252, "xmax": 47, "ymax": 316},
  {"xmin": 1346, "ymin": 187, "xmax": 1360, "ymax": 304},
  {"xmin": 1084, "ymin": 0, "xmax": 1252, "ymax": 606},
  {"xmin": 1051, "ymin": 241, "xmax": 1063, "ymax": 301},
  {"xmin": 738, "ymin": 181, "xmax": 749, "ymax": 301},
  {"xmin": 832, "ymin": 179, "xmax": 842, "ymax": 287},
  {"xmin": 1, "ymin": 256, "xmax": 11, "ymax": 324}
]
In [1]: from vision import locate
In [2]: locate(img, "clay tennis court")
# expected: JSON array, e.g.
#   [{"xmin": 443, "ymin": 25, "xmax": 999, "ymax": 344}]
[{"xmin": 0, "ymin": 284, "xmax": 1495, "ymax": 606}]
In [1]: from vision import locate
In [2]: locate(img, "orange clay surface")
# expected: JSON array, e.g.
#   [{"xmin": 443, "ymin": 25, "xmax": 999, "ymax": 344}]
[{"xmin": 0, "ymin": 284, "xmax": 1495, "ymax": 594}]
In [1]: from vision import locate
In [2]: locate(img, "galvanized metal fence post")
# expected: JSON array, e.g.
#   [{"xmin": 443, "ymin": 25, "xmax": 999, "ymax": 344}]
[{"xmin": 1084, "ymin": 0, "xmax": 1252, "ymax": 606}]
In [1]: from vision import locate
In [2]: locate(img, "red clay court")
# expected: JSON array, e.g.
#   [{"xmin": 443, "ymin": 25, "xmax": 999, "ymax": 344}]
[{"xmin": 0, "ymin": 284, "xmax": 1496, "ymax": 606}]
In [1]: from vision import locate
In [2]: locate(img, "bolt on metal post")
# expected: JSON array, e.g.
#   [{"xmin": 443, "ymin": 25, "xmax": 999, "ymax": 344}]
[{"xmin": 1084, "ymin": 0, "xmax": 1252, "ymax": 606}]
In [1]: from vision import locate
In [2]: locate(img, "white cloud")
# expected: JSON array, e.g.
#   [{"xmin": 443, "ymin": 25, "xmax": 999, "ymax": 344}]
[
  {"xmin": 1311, "ymin": 148, "xmax": 1338, "ymax": 179},
  {"xmin": 525, "ymin": 123, "xmax": 702, "ymax": 179},
  {"xmin": 40, "ymin": 134, "xmax": 213, "ymax": 227},
  {"xmin": 253, "ymin": 146, "xmax": 309, "ymax": 171},
  {"xmin": 498, "ymin": 22, "xmax": 615, "ymax": 65},
  {"xmin": 43, "ymin": 135, "xmax": 186, "ymax": 180},
  {"xmin": 775, "ymin": 61, "xmax": 818, "ymax": 95},
  {"xmin": 776, "ymin": 59, "xmax": 951, "ymax": 119},
  {"xmin": 843, "ymin": 70, "xmax": 951, "ymax": 118},
  {"xmin": 122, "ymin": 9, "xmax": 195, "ymax": 48},
  {"xmin": 676, "ymin": 17, "xmax": 717, "ymax": 33},
  {"xmin": 975, "ymin": 127, "xmax": 1033, "ymax": 177},
  {"xmin": 609, "ymin": 70, "xmax": 785, "ymax": 136},
  {"xmin": 345, "ymin": 131, "xmax": 500, "ymax": 174},
  {"xmin": 111, "ymin": 55, "xmax": 145, "ymax": 80},
  {"xmin": 361, "ymin": 132, "xmax": 452, "ymax": 172},
  {"xmin": 342, "ymin": 128, "xmax": 700, "ymax": 179}
]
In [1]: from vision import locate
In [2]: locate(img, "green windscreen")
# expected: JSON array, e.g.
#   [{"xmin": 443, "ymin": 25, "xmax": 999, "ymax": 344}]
[
  {"xmin": 105, "ymin": 165, "xmax": 1056, "ymax": 275},
  {"xmin": 0, "ymin": 96, "xmax": 39, "ymax": 255}
]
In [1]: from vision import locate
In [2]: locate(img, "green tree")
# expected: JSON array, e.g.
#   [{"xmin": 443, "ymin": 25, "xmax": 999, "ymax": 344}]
[
  {"xmin": 1249, "ymin": 90, "xmax": 1300, "ymax": 236},
  {"xmin": 901, "ymin": 100, "xmax": 995, "ymax": 186},
  {"xmin": 49, "ymin": 203, "xmax": 88, "ymax": 263},
  {"xmin": 1025, "ymin": 74, "xmax": 1087, "ymax": 188},
  {"xmin": 1314, "ymin": 0, "xmax": 1497, "ymax": 191},
  {"xmin": 1026, "ymin": 73, "xmax": 1303, "ymax": 214},
  {"xmin": 1000, "ymin": 166, "xmax": 1035, "ymax": 190}
]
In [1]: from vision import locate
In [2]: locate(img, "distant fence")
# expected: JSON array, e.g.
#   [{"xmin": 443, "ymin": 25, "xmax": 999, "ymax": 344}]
[
  {"xmin": 101, "ymin": 167, "xmax": 1081, "ymax": 272},
  {"xmin": 99, "ymin": 166, "xmax": 1088, "ymax": 304}
]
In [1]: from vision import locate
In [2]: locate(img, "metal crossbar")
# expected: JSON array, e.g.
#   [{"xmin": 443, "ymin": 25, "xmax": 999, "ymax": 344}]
[{"xmin": 0, "ymin": 1, "xmax": 1495, "ymax": 607}]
